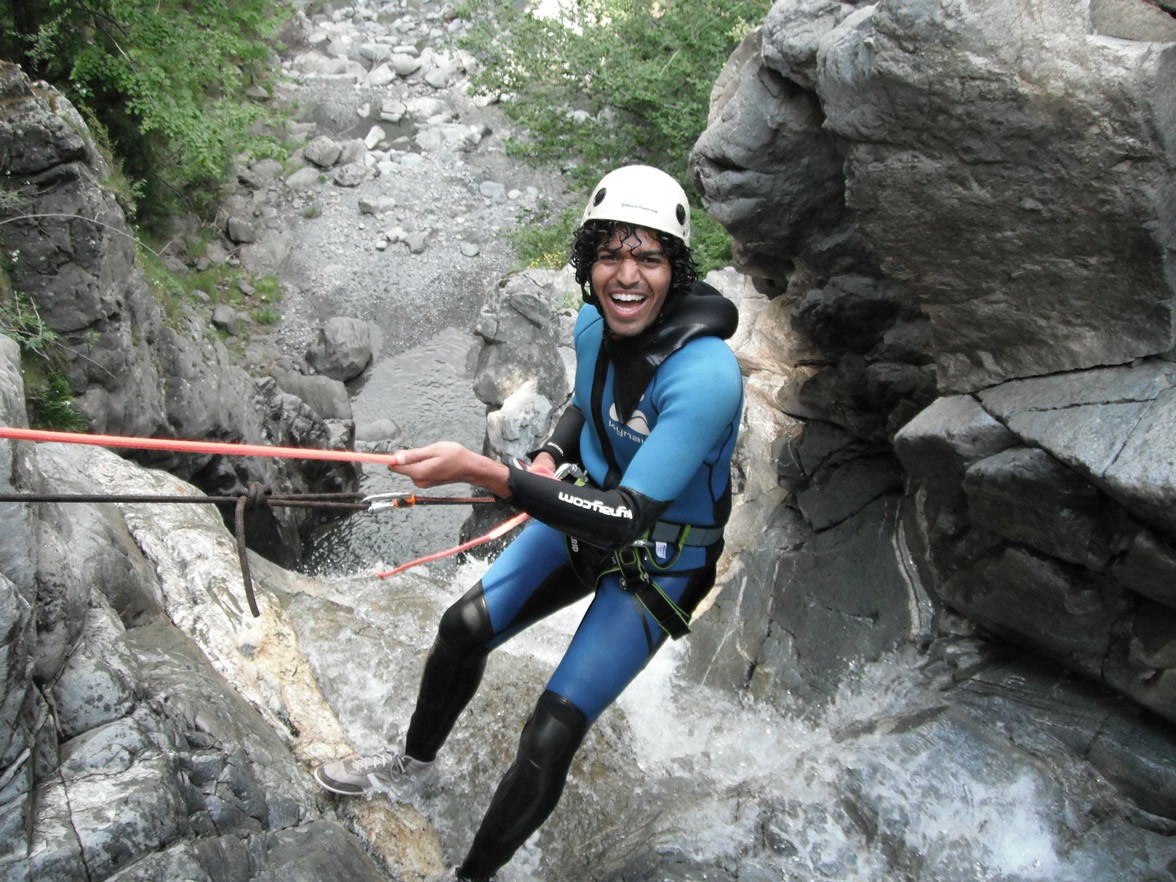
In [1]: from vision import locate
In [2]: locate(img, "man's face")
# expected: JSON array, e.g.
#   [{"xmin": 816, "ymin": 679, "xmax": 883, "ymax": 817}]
[{"xmin": 590, "ymin": 226, "xmax": 672, "ymax": 338}]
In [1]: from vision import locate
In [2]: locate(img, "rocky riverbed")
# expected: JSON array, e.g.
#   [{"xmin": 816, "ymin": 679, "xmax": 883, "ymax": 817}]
[
  {"xmin": 224, "ymin": 0, "xmax": 576, "ymax": 373},
  {"xmin": 205, "ymin": 0, "xmax": 585, "ymax": 572}
]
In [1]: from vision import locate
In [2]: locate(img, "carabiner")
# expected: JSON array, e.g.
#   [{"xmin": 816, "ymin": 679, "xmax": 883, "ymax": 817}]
[{"xmin": 363, "ymin": 492, "xmax": 416, "ymax": 512}]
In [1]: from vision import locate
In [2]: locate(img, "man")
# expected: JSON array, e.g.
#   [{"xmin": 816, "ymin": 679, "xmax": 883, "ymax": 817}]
[{"xmin": 313, "ymin": 165, "xmax": 744, "ymax": 881}]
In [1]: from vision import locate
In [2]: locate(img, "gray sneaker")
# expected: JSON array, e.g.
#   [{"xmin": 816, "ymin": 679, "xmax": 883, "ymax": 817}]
[{"xmin": 313, "ymin": 752, "xmax": 435, "ymax": 798}]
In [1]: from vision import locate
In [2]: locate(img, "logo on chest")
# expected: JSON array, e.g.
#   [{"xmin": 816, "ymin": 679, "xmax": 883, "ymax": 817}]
[{"xmin": 608, "ymin": 398, "xmax": 652, "ymax": 441}]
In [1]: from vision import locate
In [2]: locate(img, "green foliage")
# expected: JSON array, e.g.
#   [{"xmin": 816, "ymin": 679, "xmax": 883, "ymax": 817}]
[
  {"xmin": 0, "ymin": 191, "xmax": 22, "ymax": 217},
  {"xmin": 134, "ymin": 242, "xmax": 188, "ymax": 324},
  {"xmin": 0, "ymin": 292, "xmax": 59, "ymax": 359},
  {"xmin": 73, "ymin": 103, "xmax": 144, "ymax": 216},
  {"xmin": 135, "ymin": 236, "xmax": 283, "ymax": 340},
  {"xmin": 689, "ymin": 211, "xmax": 737, "ymax": 276},
  {"xmin": 456, "ymin": 0, "xmax": 763, "ymax": 272},
  {"xmin": 508, "ymin": 202, "xmax": 582, "ymax": 270},
  {"xmin": 26, "ymin": 371, "xmax": 88, "ymax": 431},
  {"xmin": 251, "ymin": 274, "xmax": 283, "ymax": 304},
  {"xmin": 251, "ymin": 306, "xmax": 279, "ymax": 325},
  {"xmin": 0, "ymin": 0, "xmax": 291, "ymax": 230},
  {"xmin": 0, "ymin": 293, "xmax": 87, "ymax": 430}
]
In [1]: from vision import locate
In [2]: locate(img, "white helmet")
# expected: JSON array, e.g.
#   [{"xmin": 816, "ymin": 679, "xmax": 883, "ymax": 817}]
[{"xmin": 581, "ymin": 165, "xmax": 691, "ymax": 246}]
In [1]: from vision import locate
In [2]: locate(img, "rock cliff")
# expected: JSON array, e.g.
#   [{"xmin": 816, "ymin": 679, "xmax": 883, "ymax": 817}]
[
  {"xmin": 686, "ymin": 0, "xmax": 1176, "ymax": 790},
  {"xmin": 0, "ymin": 62, "xmax": 359, "ymax": 567}
]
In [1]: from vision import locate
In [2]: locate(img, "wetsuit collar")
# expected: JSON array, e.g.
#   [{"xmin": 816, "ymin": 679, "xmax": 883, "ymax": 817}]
[{"xmin": 602, "ymin": 280, "xmax": 738, "ymax": 423}]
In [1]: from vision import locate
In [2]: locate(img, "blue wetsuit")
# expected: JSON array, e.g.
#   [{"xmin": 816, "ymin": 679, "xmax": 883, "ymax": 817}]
[
  {"xmin": 407, "ymin": 282, "xmax": 742, "ymax": 880},
  {"xmin": 491, "ymin": 301, "xmax": 742, "ymax": 718}
]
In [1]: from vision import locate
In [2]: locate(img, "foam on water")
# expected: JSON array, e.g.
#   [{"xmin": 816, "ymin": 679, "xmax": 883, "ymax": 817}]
[{"xmin": 601, "ymin": 642, "xmax": 1082, "ymax": 881}]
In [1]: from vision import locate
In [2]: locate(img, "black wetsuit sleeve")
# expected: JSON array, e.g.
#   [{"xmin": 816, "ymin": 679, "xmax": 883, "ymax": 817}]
[
  {"xmin": 528, "ymin": 405, "xmax": 584, "ymax": 466},
  {"xmin": 507, "ymin": 463, "xmax": 669, "ymax": 551}
]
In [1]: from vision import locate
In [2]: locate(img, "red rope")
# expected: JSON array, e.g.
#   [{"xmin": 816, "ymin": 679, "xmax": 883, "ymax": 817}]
[
  {"xmin": 0, "ymin": 426, "xmax": 402, "ymax": 466},
  {"xmin": 373, "ymin": 511, "xmax": 530, "ymax": 579},
  {"xmin": 0, "ymin": 425, "xmax": 528, "ymax": 584}
]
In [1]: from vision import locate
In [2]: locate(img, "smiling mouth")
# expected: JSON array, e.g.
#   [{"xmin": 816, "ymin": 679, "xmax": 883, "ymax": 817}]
[{"xmin": 608, "ymin": 291, "xmax": 647, "ymax": 312}]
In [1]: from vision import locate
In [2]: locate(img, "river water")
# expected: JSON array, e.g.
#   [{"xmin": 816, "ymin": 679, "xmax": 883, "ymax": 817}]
[
  {"xmin": 290, "ymin": 531, "xmax": 1171, "ymax": 882},
  {"xmin": 300, "ymin": 326, "xmax": 488, "ymax": 577}
]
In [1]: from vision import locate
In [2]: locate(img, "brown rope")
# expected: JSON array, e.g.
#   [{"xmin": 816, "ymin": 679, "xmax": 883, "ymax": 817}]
[{"xmin": 235, "ymin": 482, "xmax": 269, "ymax": 616}]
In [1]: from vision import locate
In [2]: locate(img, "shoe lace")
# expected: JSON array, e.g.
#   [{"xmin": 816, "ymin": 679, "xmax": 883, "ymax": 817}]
[{"xmin": 350, "ymin": 753, "xmax": 399, "ymax": 774}]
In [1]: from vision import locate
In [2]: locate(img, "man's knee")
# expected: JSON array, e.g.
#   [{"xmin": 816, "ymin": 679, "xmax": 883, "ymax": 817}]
[
  {"xmin": 438, "ymin": 581, "xmax": 493, "ymax": 650},
  {"xmin": 519, "ymin": 690, "xmax": 589, "ymax": 769}
]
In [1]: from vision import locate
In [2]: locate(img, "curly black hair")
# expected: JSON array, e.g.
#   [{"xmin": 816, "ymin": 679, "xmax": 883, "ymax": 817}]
[{"xmin": 570, "ymin": 220, "xmax": 698, "ymax": 303}]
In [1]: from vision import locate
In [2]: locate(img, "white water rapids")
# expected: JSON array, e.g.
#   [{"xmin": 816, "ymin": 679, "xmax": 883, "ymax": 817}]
[{"xmin": 288, "ymin": 550, "xmax": 1168, "ymax": 882}]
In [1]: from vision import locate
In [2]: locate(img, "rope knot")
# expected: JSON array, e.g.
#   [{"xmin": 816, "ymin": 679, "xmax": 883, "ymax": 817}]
[{"xmin": 242, "ymin": 481, "xmax": 272, "ymax": 508}]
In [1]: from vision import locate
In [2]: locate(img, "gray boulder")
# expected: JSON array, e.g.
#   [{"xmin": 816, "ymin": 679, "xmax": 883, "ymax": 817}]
[
  {"xmin": 306, "ymin": 317, "xmax": 377, "ymax": 382},
  {"xmin": 472, "ymin": 270, "xmax": 569, "ymax": 411},
  {"xmin": 485, "ymin": 379, "xmax": 554, "ymax": 463},
  {"xmin": 977, "ymin": 363, "xmax": 1176, "ymax": 537},
  {"xmin": 303, "ymin": 135, "xmax": 344, "ymax": 168},
  {"xmin": 818, "ymin": 0, "xmax": 1173, "ymax": 393},
  {"xmin": 693, "ymin": 0, "xmax": 1175, "ymax": 392},
  {"xmin": 272, "ymin": 370, "xmax": 353, "ymax": 422},
  {"xmin": 237, "ymin": 228, "xmax": 294, "ymax": 275}
]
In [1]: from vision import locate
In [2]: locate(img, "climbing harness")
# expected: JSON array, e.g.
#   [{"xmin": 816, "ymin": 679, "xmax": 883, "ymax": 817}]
[
  {"xmin": 556, "ymin": 458, "xmax": 722, "ymax": 640},
  {"xmin": 602, "ymin": 528, "xmax": 711, "ymax": 640},
  {"xmin": 580, "ymin": 346, "xmax": 726, "ymax": 639},
  {"xmin": 0, "ymin": 426, "xmax": 506, "ymax": 617}
]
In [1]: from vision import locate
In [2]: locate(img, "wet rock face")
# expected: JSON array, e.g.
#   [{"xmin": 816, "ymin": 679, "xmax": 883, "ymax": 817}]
[
  {"xmin": 684, "ymin": 5, "xmax": 1176, "ymax": 846},
  {"xmin": 0, "ymin": 62, "xmax": 358, "ymax": 566},
  {"xmin": 0, "ymin": 336, "xmax": 398, "ymax": 882}
]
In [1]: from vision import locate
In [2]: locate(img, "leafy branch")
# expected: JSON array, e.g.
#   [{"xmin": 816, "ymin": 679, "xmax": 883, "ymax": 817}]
[
  {"xmin": 0, "ymin": 293, "xmax": 59, "ymax": 360},
  {"xmin": 1, "ymin": 0, "xmax": 292, "ymax": 229},
  {"xmin": 454, "ymin": 0, "xmax": 765, "ymax": 272}
]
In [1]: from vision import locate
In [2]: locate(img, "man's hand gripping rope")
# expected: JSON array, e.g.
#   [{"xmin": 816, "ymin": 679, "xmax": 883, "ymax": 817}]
[{"xmin": 372, "ymin": 448, "xmax": 576, "ymax": 579}]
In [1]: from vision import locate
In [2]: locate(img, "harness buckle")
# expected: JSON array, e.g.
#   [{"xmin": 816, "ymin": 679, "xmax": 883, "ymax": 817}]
[{"xmin": 613, "ymin": 545, "xmax": 651, "ymax": 590}]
